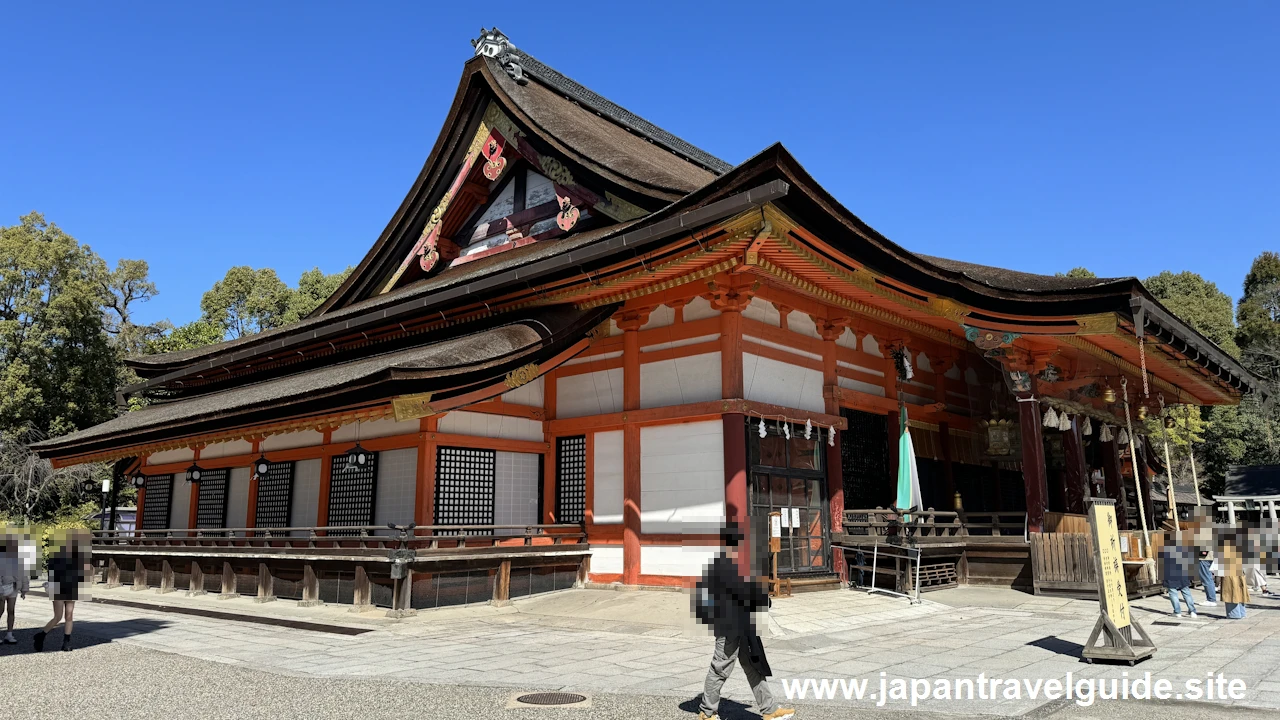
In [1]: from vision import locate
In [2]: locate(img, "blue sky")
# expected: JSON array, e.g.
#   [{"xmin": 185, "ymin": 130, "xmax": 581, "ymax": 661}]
[{"xmin": 2, "ymin": 2, "xmax": 1277, "ymax": 328}]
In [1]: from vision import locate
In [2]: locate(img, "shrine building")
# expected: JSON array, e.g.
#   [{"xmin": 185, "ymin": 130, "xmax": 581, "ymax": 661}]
[{"xmin": 34, "ymin": 29, "xmax": 1262, "ymax": 607}]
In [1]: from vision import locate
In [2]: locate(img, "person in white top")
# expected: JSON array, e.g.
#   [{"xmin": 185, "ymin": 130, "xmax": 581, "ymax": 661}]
[{"xmin": 0, "ymin": 532, "xmax": 32, "ymax": 644}]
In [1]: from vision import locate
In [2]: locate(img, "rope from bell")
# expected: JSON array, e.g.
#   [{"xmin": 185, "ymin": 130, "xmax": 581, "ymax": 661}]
[
  {"xmin": 1185, "ymin": 404, "xmax": 1202, "ymax": 506},
  {"xmin": 1122, "ymin": 377, "xmax": 1151, "ymax": 556},
  {"xmin": 1158, "ymin": 393, "xmax": 1179, "ymax": 532}
]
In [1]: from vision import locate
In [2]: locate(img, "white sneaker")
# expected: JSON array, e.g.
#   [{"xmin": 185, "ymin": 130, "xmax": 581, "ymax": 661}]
[
  {"xmin": 1189, "ymin": 612, "xmax": 1199, "ymax": 618},
  {"xmin": 1201, "ymin": 600, "xmax": 1218, "ymax": 606},
  {"xmin": 1172, "ymin": 612, "xmax": 1184, "ymax": 618},
  {"xmin": 2, "ymin": 632, "xmax": 14, "ymax": 643}
]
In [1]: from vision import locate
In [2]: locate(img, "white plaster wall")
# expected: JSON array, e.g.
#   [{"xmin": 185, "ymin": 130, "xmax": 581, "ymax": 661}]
[
  {"xmin": 590, "ymin": 545, "xmax": 624, "ymax": 575},
  {"xmin": 226, "ymin": 467, "xmax": 250, "ymax": 531},
  {"xmin": 501, "ymin": 375, "xmax": 544, "ymax": 407},
  {"xmin": 374, "ymin": 447, "xmax": 417, "ymax": 528},
  {"xmin": 291, "ymin": 458, "xmax": 322, "ymax": 533},
  {"xmin": 332, "ymin": 417, "xmax": 420, "ymax": 443},
  {"xmin": 593, "ymin": 430, "xmax": 624, "ymax": 525},
  {"xmin": 640, "ymin": 545, "xmax": 720, "ymax": 577},
  {"xmin": 681, "ymin": 296, "xmax": 720, "ymax": 322},
  {"xmin": 639, "ymin": 421, "xmax": 725, "ymax": 534},
  {"xmin": 640, "ymin": 351, "xmax": 721, "ymax": 409},
  {"xmin": 557, "ymin": 368, "xmax": 624, "ymax": 419},
  {"xmin": 495, "ymin": 451, "xmax": 540, "ymax": 532},
  {"xmin": 863, "ymin": 335, "xmax": 883, "ymax": 358},
  {"xmin": 836, "ymin": 327, "xmax": 858, "ymax": 350},
  {"xmin": 436, "ymin": 411, "xmax": 543, "ymax": 442},
  {"xmin": 787, "ymin": 312, "xmax": 822, "ymax": 340},
  {"xmin": 640, "ymin": 305, "xmax": 676, "ymax": 330},
  {"xmin": 148, "ymin": 448, "xmax": 193, "ymax": 466},
  {"xmin": 946, "ymin": 364, "xmax": 963, "ymax": 380},
  {"xmin": 838, "ymin": 376, "xmax": 886, "ymax": 397},
  {"xmin": 199, "ymin": 439, "xmax": 252, "ymax": 461},
  {"xmin": 263, "ymin": 429, "xmax": 325, "ymax": 452},
  {"xmin": 742, "ymin": 296, "xmax": 781, "ymax": 327},
  {"xmin": 169, "ymin": 478, "xmax": 191, "ymax": 530},
  {"xmin": 743, "ymin": 353, "xmax": 825, "ymax": 413},
  {"xmin": 916, "ymin": 353, "xmax": 933, "ymax": 372},
  {"xmin": 561, "ymin": 350, "xmax": 621, "ymax": 367}
]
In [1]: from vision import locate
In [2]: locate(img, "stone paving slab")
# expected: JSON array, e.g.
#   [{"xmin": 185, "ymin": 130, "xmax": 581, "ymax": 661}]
[{"xmin": 12, "ymin": 582, "xmax": 1280, "ymax": 715}]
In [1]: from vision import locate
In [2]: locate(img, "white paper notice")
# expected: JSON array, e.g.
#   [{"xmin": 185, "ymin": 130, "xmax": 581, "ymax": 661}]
[
  {"xmin": 770, "ymin": 514, "xmax": 782, "ymax": 538},
  {"xmin": 1120, "ymin": 535, "xmax": 1130, "ymax": 554},
  {"xmin": 791, "ymin": 507, "xmax": 801, "ymax": 529},
  {"xmin": 780, "ymin": 508, "xmax": 790, "ymax": 529}
]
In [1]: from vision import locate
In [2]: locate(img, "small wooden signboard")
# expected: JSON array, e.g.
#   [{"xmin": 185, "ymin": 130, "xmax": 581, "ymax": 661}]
[
  {"xmin": 767, "ymin": 511, "xmax": 791, "ymax": 598},
  {"xmin": 1082, "ymin": 498, "xmax": 1155, "ymax": 665}
]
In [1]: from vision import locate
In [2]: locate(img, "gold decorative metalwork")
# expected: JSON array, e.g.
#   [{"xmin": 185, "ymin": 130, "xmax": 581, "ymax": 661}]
[
  {"xmin": 930, "ymin": 297, "xmax": 971, "ymax": 323},
  {"xmin": 539, "ymin": 155, "xmax": 575, "ymax": 186},
  {"xmin": 1076, "ymin": 313, "xmax": 1118, "ymax": 335},
  {"xmin": 595, "ymin": 192, "xmax": 647, "ymax": 222},
  {"xmin": 392, "ymin": 392, "xmax": 437, "ymax": 422},
  {"xmin": 504, "ymin": 363, "xmax": 541, "ymax": 389}
]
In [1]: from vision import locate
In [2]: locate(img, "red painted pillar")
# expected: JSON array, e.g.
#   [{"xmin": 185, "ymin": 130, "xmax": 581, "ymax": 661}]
[
  {"xmin": 817, "ymin": 319, "xmax": 846, "ymax": 579},
  {"xmin": 1062, "ymin": 422, "xmax": 1089, "ymax": 514},
  {"xmin": 1018, "ymin": 396, "xmax": 1048, "ymax": 534},
  {"xmin": 719, "ymin": 300, "xmax": 750, "ymax": 575},
  {"xmin": 617, "ymin": 309, "xmax": 648, "ymax": 585}
]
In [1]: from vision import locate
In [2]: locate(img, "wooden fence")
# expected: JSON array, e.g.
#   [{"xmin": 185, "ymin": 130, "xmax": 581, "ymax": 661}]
[{"xmin": 1029, "ymin": 532, "xmax": 1096, "ymax": 595}]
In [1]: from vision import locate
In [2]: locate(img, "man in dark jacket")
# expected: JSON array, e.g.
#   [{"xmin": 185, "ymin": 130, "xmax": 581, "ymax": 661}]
[{"xmin": 695, "ymin": 523, "xmax": 794, "ymax": 720}]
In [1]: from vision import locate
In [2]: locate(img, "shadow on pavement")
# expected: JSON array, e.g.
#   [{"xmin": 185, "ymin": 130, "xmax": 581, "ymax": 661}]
[
  {"xmin": 0, "ymin": 618, "xmax": 170, "ymax": 655},
  {"xmin": 678, "ymin": 696, "xmax": 759, "ymax": 720},
  {"xmin": 1027, "ymin": 635, "xmax": 1084, "ymax": 659}
]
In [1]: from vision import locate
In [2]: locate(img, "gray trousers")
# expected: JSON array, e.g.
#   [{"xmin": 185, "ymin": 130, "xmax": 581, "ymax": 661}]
[{"xmin": 701, "ymin": 635, "xmax": 776, "ymax": 715}]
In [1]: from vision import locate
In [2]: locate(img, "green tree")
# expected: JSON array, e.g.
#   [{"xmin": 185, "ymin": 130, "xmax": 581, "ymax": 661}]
[
  {"xmin": 144, "ymin": 319, "xmax": 224, "ymax": 354},
  {"xmin": 1056, "ymin": 267, "xmax": 1097, "ymax": 279},
  {"xmin": 0, "ymin": 213, "xmax": 117, "ymax": 438},
  {"xmin": 102, "ymin": 258, "xmax": 164, "ymax": 355},
  {"xmin": 1237, "ymin": 251, "xmax": 1280, "ymax": 353},
  {"xmin": 282, "ymin": 266, "xmax": 352, "ymax": 324},
  {"xmin": 1143, "ymin": 270, "xmax": 1240, "ymax": 357},
  {"xmin": 200, "ymin": 266, "xmax": 292, "ymax": 339}
]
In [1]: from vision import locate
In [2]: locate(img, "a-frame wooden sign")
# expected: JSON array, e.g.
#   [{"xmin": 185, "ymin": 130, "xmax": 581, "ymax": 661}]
[{"xmin": 1082, "ymin": 498, "xmax": 1156, "ymax": 665}]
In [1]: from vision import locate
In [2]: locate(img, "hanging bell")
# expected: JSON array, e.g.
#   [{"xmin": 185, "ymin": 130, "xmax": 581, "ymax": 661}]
[
  {"xmin": 1164, "ymin": 414, "xmax": 1176, "ymax": 429},
  {"xmin": 758, "ymin": 417, "xmax": 767, "ymax": 439},
  {"xmin": 1042, "ymin": 405, "xmax": 1059, "ymax": 429},
  {"xmin": 1102, "ymin": 385, "xmax": 1117, "ymax": 404},
  {"xmin": 1137, "ymin": 405, "xmax": 1148, "ymax": 421},
  {"xmin": 828, "ymin": 425, "xmax": 836, "ymax": 447},
  {"xmin": 1117, "ymin": 428, "xmax": 1130, "ymax": 446},
  {"xmin": 805, "ymin": 418, "xmax": 813, "ymax": 440},
  {"xmin": 1058, "ymin": 412, "xmax": 1072, "ymax": 432},
  {"xmin": 1082, "ymin": 417, "xmax": 1093, "ymax": 436}
]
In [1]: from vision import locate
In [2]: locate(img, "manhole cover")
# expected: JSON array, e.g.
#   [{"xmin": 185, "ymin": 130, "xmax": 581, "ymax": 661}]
[{"xmin": 515, "ymin": 692, "xmax": 588, "ymax": 706}]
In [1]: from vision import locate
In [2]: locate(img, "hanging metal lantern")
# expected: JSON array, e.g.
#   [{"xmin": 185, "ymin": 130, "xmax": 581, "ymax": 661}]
[
  {"xmin": 185, "ymin": 463, "xmax": 204, "ymax": 483},
  {"xmin": 132, "ymin": 474, "xmax": 147, "ymax": 489},
  {"xmin": 347, "ymin": 444, "xmax": 370, "ymax": 468},
  {"xmin": 980, "ymin": 417, "xmax": 1014, "ymax": 456},
  {"xmin": 254, "ymin": 455, "xmax": 271, "ymax": 476}
]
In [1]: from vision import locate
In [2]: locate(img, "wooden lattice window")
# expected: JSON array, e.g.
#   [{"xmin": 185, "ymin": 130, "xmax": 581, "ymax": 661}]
[
  {"xmin": 327, "ymin": 453, "xmax": 378, "ymax": 531},
  {"xmin": 254, "ymin": 462, "xmax": 294, "ymax": 529},
  {"xmin": 195, "ymin": 468, "xmax": 230, "ymax": 530},
  {"xmin": 141, "ymin": 475, "xmax": 174, "ymax": 531},
  {"xmin": 841, "ymin": 408, "xmax": 890, "ymax": 510},
  {"xmin": 435, "ymin": 447, "xmax": 495, "ymax": 533},
  {"xmin": 555, "ymin": 436, "xmax": 586, "ymax": 523}
]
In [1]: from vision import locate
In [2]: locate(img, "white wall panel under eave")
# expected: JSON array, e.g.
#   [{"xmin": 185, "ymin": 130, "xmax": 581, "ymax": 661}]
[
  {"xmin": 640, "ymin": 304, "xmax": 676, "ymax": 330},
  {"xmin": 263, "ymin": 429, "xmax": 325, "ymax": 452},
  {"xmin": 495, "ymin": 451, "xmax": 540, "ymax": 532},
  {"xmin": 436, "ymin": 411, "xmax": 543, "ymax": 442},
  {"xmin": 148, "ymin": 448, "xmax": 194, "ymax": 466},
  {"xmin": 639, "ymin": 421, "xmax": 725, "ymax": 534},
  {"xmin": 226, "ymin": 467, "xmax": 250, "ymax": 531},
  {"xmin": 501, "ymin": 375, "xmax": 544, "ymax": 407},
  {"xmin": 639, "ymin": 352, "xmax": 721, "ymax": 409},
  {"xmin": 742, "ymin": 296, "xmax": 781, "ymax": 327},
  {"xmin": 557, "ymin": 368, "xmax": 624, "ymax": 419},
  {"xmin": 169, "ymin": 477, "xmax": 191, "ymax": 530},
  {"xmin": 199, "ymin": 439, "xmax": 253, "ymax": 461},
  {"xmin": 640, "ymin": 545, "xmax": 720, "ymax": 577},
  {"xmin": 839, "ymin": 376, "xmax": 886, "ymax": 398},
  {"xmin": 332, "ymin": 417, "xmax": 420, "ymax": 444},
  {"xmin": 590, "ymin": 545, "xmax": 624, "ymax": 575},
  {"xmin": 681, "ymin": 296, "xmax": 720, "ymax": 322},
  {"xmin": 291, "ymin": 458, "xmax": 322, "ymax": 534},
  {"xmin": 743, "ymin": 353, "xmax": 825, "ymax": 413},
  {"xmin": 373, "ymin": 447, "xmax": 417, "ymax": 528},
  {"xmin": 593, "ymin": 430, "xmax": 624, "ymax": 525}
]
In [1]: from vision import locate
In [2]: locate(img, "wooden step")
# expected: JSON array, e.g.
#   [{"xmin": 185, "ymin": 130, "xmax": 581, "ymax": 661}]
[{"xmin": 784, "ymin": 574, "xmax": 843, "ymax": 594}]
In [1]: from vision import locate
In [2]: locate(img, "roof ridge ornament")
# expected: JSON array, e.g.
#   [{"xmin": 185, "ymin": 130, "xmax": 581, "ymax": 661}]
[{"xmin": 472, "ymin": 27, "xmax": 528, "ymax": 86}]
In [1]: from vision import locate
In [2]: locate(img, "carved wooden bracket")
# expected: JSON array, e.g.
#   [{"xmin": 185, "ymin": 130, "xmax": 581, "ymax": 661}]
[
  {"xmin": 614, "ymin": 307, "xmax": 653, "ymax": 332},
  {"xmin": 706, "ymin": 280, "xmax": 756, "ymax": 313}
]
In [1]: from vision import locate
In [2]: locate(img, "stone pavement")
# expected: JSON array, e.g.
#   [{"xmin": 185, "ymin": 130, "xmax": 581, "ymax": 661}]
[{"xmin": 11, "ymin": 581, "xmax": 1280, "ymax": 716}]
